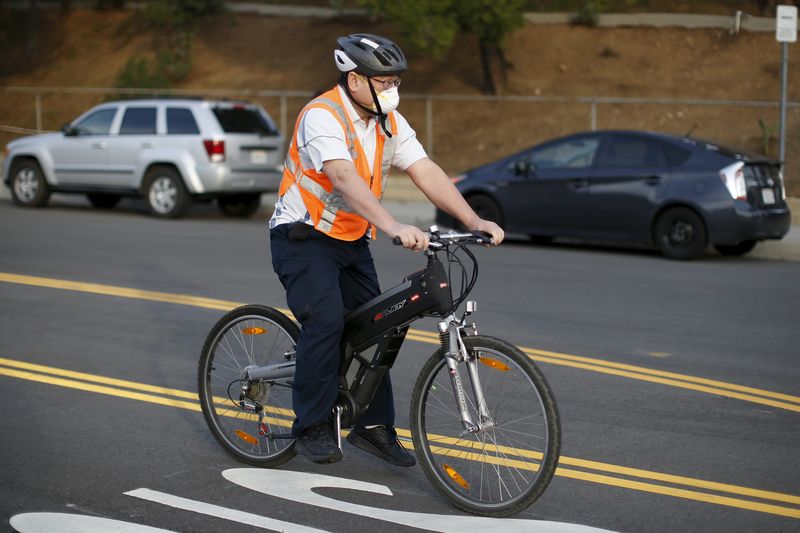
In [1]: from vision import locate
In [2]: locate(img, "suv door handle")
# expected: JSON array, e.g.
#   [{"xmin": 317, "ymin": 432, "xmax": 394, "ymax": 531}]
[
  {"xmin": 91, "ymin": 142, "xmax": 107, "ymax": 149},
  {"xmin": 142, "ymin": 141, "xmax": 155, "ymax": 148},
  {"xmin": 568, "ymin": 179, "xmax": 589, "ymax": 190},
  {"xmin": 645, "ymin": 176, "xmax": 662, "ymax": 186}
]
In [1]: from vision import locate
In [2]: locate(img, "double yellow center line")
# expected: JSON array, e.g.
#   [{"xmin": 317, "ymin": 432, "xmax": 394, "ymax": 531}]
[
  {"xmin": 0, "ymin": 355, "xmax": 798, "ymax": 519},
  {"xmin": 1, "ymin": 271, "xmax": 798, "ymax": 413}
]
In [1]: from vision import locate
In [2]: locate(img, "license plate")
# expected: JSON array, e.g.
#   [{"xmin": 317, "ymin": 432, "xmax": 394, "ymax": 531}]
[
  {"xmin": 761, "ymin": 187, "xmax": 776, "ymax": 205},
  {"xmin": 250, "ymin": 150, "xmax": 268, "ymax": 164}
]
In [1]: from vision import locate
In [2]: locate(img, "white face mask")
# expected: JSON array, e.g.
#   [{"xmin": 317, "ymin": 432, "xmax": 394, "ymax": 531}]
[{"xmin": 374, "ymin": 86, "xmax": 400, "ymax": 114}]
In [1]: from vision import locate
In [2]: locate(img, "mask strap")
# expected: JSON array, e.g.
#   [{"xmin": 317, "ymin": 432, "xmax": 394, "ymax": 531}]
[{"xmin": 365, "ymin": 78, "xmax": 393, "ymax": 139}]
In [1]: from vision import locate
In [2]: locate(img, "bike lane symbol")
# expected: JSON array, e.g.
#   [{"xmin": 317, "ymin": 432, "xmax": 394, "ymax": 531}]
[{"xmin": 13, "ymin": 469, "xmax": 616, "ymax": 532}]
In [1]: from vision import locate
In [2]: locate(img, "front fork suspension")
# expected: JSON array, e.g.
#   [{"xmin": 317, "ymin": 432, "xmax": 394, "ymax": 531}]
[{"xmin": 439, "ymin": 310, "xmax": 491, "ymax": 435}]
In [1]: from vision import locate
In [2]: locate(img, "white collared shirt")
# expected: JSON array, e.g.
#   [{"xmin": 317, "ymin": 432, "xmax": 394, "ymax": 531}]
[{"xmin": 269, "ymin": 85, "xmax": 427, "ymax": 229}]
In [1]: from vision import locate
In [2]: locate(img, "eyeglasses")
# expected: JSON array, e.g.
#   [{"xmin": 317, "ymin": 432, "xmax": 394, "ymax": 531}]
[
  {"xmin": 368, "ymin": 76, "xmax": 402, "ymax": 90},
  {"xmin": 373, "ymin": 77, "xmax": 402, "ymax": 90}
]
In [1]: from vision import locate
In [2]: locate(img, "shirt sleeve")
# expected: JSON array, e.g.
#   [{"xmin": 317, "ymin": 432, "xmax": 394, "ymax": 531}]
[
  {"xmin": 298, "ymin": 108, "xmax": 352, "ymax": 172},
  {"xmin": 390, "ymin": 111, "xmax": 428, "ymax": 171}
]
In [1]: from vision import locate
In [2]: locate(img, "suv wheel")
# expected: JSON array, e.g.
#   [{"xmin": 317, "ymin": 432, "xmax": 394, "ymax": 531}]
[
  {"xmin": 218, "ymin": 194, "xmax": 261, "ymax": 218},
  {"xmin": 10, "ymin": 159, "xmax": 51, "ymax": 208},
  {"xmin": 654, "ymin": 207, "xmax": 707, "ymax": 260},
  {"xmin": 87, "ymin": 193, "xmax": 122, "ymax": 209},
  {"xmin": 144, "ymin": 166, "xmax": 190, "ymax": 219}
]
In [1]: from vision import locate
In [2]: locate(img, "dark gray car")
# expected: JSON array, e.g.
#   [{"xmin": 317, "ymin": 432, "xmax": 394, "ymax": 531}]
[{"xmin": 436, "ymin": 130, "xmax": 791, "ymax": 259}]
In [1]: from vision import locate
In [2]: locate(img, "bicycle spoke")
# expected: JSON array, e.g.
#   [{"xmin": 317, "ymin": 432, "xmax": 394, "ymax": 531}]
[
  {"xmin": 200, "ymin": 308, "xmax": 298, "ymax": 467},
  {"xmin": 413, "ymin": 337, "xmax": 559, "ymax": 516}
]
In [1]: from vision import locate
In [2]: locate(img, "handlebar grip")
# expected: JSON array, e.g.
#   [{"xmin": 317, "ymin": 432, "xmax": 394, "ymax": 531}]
[{"xmin": 392, "ymin": 236, "xmax": 402, "ymax": 246}]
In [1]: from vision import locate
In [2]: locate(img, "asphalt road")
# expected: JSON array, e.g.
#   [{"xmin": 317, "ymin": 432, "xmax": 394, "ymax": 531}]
[{"xmin": 1, "ymin": 195, "xmax": 799, "ymax": 533}]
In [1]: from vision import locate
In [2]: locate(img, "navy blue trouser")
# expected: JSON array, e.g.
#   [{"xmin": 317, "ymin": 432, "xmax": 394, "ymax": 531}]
[{"xmin": 270, "ymin": 224, "xmax": 395, "ymax": 435}]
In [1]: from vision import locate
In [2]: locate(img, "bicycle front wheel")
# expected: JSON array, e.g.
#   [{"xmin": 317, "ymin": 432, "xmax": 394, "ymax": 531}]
[
  {"xmin": 198, "ymin": 304, "xmax": 298, "ymax": 467},
  {"xmin": 411, "ymin": 335, "xmax": 561, "ymax": 517}
]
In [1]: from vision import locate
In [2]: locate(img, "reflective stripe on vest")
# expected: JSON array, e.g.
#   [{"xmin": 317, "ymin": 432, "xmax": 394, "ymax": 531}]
[{"xmin": 278, "ymin": 87, "xmax": 398, "ymax": 240}]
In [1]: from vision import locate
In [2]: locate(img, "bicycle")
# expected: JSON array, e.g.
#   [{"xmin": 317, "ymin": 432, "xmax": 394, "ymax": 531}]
[{"xmin": 197, "ymin": 226, "xmax": 561, "ymax": 517}]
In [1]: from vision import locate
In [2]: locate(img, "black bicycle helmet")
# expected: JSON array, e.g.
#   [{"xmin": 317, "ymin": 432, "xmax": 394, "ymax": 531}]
[{"xmin": 334, "ymin": 34, "xmax": 407, "ymax": 77}]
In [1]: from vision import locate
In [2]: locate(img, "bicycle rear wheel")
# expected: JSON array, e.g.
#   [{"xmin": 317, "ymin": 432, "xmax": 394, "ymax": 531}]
[
  {"xmin": 411, "ymin": 335, "xmax": 561, "ymax": 517},
  {"xmin": 198, "ymin": 304, "xmax": 298, "ymax": 467}
]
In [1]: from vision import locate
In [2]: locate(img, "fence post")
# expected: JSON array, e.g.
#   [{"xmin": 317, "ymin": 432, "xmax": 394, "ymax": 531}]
[
  {"xmin": 280, "ymin": 95, "xmax": 288, "ymax": 138},
  {"xmin": 35, "ymin": 92, "xmax": 42, "ymax": 132},
  {"xmin": 425, "ymin": 95, "xmax": 434, "ymax": 157}
]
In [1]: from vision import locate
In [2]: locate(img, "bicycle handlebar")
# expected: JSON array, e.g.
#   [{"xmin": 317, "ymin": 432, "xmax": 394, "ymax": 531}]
[{"xmin": 391, "ymin": 228, "xmax": 494, "ymax": 249}]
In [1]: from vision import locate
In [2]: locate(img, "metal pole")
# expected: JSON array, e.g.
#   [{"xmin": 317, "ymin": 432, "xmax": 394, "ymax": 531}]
[
  {"xmin": 779, "ymin": 41, "xmax": 788, "ymax": 161},
  {"xmin": 590, "ymin": 100, "xmax": 597, "ymax": 131},
  {"xmin": 280, "ymin": 95, "xmax": 287, "ymax": 138},
  {"xmin": 35, "ymin": 92, "xmax": 42, "ymax": 132}
]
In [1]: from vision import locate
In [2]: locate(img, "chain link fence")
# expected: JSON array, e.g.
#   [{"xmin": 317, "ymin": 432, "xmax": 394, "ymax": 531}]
[{"xmin": 2, "ymin": 86, "xmax": 799, "ymax": 196}]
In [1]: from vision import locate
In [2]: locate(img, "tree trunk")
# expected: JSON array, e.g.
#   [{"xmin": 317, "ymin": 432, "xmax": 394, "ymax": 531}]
[
  {"xmin": 26, "ymin": 0, "xmax": 39, "ymax": 61},
  {"xmin": 479, "ymin": 40, "xmax": 497, "ymax": 95}
]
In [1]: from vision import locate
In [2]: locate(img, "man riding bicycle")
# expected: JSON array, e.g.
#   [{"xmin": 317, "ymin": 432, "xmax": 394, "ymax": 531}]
[{"xmin": 268, "ymin": 33, "xmax": 504, "ymax": 466}]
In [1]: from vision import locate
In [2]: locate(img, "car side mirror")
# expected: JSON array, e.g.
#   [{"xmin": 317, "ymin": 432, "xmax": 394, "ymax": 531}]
[
  {"xmin": 512, "ymin": 159, "xmax": 535, "ymax": 177},
  {"xmin": 61, "ymin": 123, "xmax": 76, "ymax": 136}
]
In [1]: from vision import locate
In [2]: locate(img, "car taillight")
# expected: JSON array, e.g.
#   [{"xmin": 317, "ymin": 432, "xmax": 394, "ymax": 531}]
[
  {"xmin": 203, "ymin": 139, "xmax": 225, "ymax": 162},
  {"xmin": 779, "ymin": 167, "xmax": 786, "ymax": 201},
  {"xmin": 719, "ymin": 161, "xmax": 747, "ymax": 201},
  {"xmin": 450, "ymin": 174, "xmax": 466, "ymax": 184}
]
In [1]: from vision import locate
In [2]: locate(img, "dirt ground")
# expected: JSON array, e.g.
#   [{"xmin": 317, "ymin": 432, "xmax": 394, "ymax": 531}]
[{"xmin": 2, "ymin": 8, "xmax": 799, "ymax": 195}]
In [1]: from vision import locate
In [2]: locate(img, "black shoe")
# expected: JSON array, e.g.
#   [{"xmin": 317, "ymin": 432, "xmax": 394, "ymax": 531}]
[
  {"xmin": 346, "ymin": 426, "xmax": 416, "ymax": 467},
  {"xmin": 294, "ymin": 421, "xmax": 342, "ymax": 464}
]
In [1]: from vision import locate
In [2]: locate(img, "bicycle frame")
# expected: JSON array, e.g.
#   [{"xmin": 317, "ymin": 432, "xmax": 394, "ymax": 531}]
[{"xmin": 243, "ymin": 230, "xmax": 493, "ymax": 439}]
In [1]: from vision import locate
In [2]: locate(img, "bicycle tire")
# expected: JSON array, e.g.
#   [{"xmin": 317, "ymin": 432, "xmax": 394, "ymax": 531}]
[
  {"xmin": 411, "ymin": 335, "xmax": 561, "ymax": 517},
  {"xmin": 198, "ymin": 304, "xmax": 299, "ymax": 467}
]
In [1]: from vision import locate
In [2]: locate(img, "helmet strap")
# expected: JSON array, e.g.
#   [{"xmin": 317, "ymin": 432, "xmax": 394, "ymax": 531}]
[{"xmin": 343, "ymin": 73, "xmax": 393, "ymax": 139}]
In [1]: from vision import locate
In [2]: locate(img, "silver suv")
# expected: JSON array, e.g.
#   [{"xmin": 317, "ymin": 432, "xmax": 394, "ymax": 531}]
[{"xmin": 2, "ymin": 98, "xmax": 285, "ymax": 218}]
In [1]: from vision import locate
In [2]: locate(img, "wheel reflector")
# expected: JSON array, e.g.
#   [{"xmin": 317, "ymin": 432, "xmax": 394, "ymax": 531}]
[
  {"xmin": 443, "ymin": 463, "xmax": 470, "ymax": 489},
  {"xmin": 235, "ymin": 429, "xmax": 259, "ymax": 445},
  {"xmin": 479, "ymin": 357, "xmax": 510, "ymax": 372},
  {"xmin": 242, "ymin": 327, "xmax": 267, "ymax": 335}
]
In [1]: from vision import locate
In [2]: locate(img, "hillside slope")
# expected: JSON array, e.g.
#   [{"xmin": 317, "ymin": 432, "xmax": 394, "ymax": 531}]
[{"xmin": 2, "ymin": 8, "xmax": 798, "ymax": 194}]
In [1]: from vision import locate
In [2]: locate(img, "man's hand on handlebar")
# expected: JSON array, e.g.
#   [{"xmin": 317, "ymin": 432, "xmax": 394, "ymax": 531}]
[
  {"xmin": 468, "ymin": 218, "xmax": 504, "ymax": 245},
  {"xmin": 388, "ymin": 223, "xmax": 430, "ymax": 251}
]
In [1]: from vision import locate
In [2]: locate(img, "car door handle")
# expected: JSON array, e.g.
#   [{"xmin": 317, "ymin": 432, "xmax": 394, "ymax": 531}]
[
  {"xmin": 568, "ymin": 179, "xmax": 589, "ymax": 190},
  {"xmin": 142, "ymin": 141, "xmax": 155, "ymax": 148},
  {"xmin": 91, "ymin": 142, "xmax": 107, "ymax": 149},
  {"xmin": 645, "ymin": 176, "xmax": 662, "ymax": 186}
]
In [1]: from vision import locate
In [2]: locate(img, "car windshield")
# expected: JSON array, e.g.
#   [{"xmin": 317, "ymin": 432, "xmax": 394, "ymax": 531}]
[{"xmin": 213, "ymin": 106, "xmax": 276, "ymax": 136}]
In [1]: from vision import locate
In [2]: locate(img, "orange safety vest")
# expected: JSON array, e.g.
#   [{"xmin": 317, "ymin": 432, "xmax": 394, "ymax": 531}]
[{"xmin": 278, "ymin": 87, "xmax": 398, "ymax": 241}]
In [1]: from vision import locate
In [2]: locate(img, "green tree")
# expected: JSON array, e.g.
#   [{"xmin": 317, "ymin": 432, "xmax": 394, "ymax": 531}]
[{"xmin": 358, "ymin": 0, "xmax": 525, "ymax": 94}]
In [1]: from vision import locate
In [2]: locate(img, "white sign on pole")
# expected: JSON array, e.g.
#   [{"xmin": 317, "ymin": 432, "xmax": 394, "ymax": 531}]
[{"xmin": 776, "ymin": 5, "xmax": 798, "ymax": 43}]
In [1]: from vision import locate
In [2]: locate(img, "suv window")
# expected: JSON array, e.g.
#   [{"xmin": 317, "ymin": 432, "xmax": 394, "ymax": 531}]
[
  {"xmin": 597, "ymin": 136, "xmax": 667, "ymax": 168},
  {"xmin": 213, "ymin": 107, "xmax": 276, "ymax": 135},
  {"xmin": 167, "ymin": 107, "xmax": 200, "ymax": 135},
  {"xmin": 73, "ymin": 108, "xmax": 116, "ymax": 135},
  {"xmin": 120, "ymin": 107, "xmax": 157, "ymax": 135},
  {"xmin": 529, "ymin": 137, "xmax": 600, "ymax": 169}
]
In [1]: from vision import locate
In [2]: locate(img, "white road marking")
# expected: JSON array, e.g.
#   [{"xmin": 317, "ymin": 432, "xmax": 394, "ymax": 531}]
[
  {"xmin": 223, "ymin": 468, "xmax": 618, "ymax": 533},
  {"xmin": 9, "ymin": 512, "xmax": 177, "ymax": 533},
  {"xmin": 125, "ymin": 488, "xmax": 328, "ymax": 533}
]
